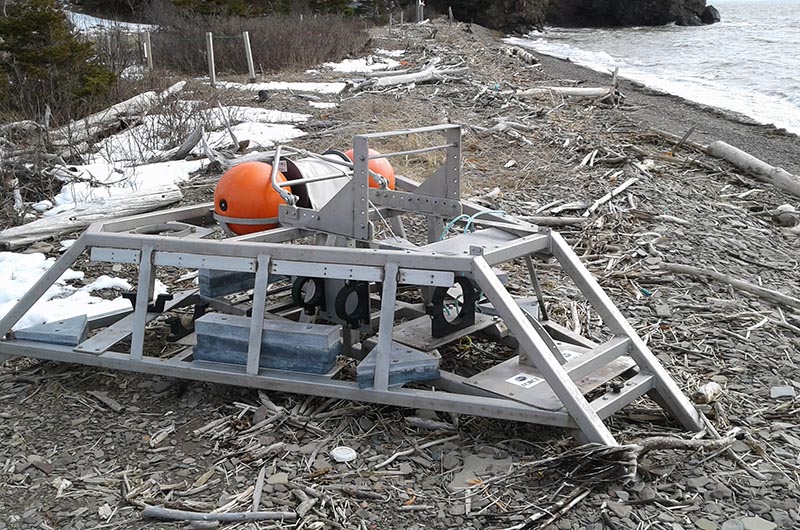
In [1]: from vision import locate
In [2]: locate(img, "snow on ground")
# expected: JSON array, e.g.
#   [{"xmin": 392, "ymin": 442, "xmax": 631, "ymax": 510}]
[
  {"xmin": 218, "ymin": 81, "xmax": 347, "ymax": 95},
  {"xmin": 201, "ymin": 123, "xmax": 306, "ymax": 151},
  {"xmin": 207, "ymin": 106, "xmax": 310, "ymax": 126},
  {"xmin": 0, "ymin": 252, "xmax": 133, "ymax": 331},
  {"xmin": 66, "ymin": 11, "xmax": 156, "ymax": 34},
  {"xmin": 376, "ymin": 49, "xmax": 406, "ymax": 57},
  {"xmin": 88, "ymin": 105, "xmax": 309, "ymax": 164},
  {"xmin": 310, "ymin": 101, "xmax": 338, "ymax": 109},
  {"xmin": 47, "ymin": 159, "xmax": 206, "ymax": 216},
  {"xmin": 322, "ymin": 56, "xmax": 401, "ymax": 73}
]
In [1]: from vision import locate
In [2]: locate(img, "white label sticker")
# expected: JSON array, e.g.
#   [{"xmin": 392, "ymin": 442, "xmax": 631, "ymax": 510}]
[
  {"xmin": 278, "ymin": 160, "xmax": 288, "ymax": 172},
  {"xmin": 506, "ymin": 373, "xmax": 542, "ymax": 388}
]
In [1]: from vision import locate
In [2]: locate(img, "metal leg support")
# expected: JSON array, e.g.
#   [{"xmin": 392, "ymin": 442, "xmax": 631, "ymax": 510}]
[
  {"xmin": 549, "ymin": 232, "xmax": 702, "ymax": 432},
  {"xmin": 373, "ymin": 262, "xmax": 399, "ymax": 391},
  {"xmin": 472, "ymin": 256, "xmax": 618, "ymax": 445},
  {"xmin": 130, "ymin": 246, "xmax": 154, "ymax": 360},
  {"xmin": 247, "ymin": 254, "xmax": 272, "ymax": 375}
]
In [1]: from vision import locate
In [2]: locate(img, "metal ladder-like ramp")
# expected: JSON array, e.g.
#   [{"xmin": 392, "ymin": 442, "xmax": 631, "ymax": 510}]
[{"xmin": 0, "ymin": 125, "xmax": 702, "ymax": 446}]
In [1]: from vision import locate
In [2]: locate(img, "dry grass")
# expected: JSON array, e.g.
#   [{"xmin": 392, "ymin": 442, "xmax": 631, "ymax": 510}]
[{"xmin": 145, "ymin": 3, "xmax": 371, "ymax": 75}]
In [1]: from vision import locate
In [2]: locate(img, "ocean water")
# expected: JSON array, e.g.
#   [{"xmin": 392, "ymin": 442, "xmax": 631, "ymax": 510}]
[{"xmin": 507, "ymin": 0, "xmax": 800, "ymax": 134}]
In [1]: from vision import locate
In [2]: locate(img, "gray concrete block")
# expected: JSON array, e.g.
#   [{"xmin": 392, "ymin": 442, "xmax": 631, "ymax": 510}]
[
  {"xmin": 194, "ymin": 313, "xmax": 341, "ymax": 374},
  {"xmin": 198, "ymin": 269, "xmax": 256, "ymax": 298},
  {"xmin": 357, "ymin": 341, "xmax": 440, "ymax": 389}
]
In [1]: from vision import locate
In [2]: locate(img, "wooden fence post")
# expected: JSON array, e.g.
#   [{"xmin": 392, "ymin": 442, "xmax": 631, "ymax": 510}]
[
  {"xmin": 243, "ymin": 31, "xmax": 256, "ymax": 82},
  {"xmin": 206, "ymin": 32, "xmax": 216, "ymax": 86},
  {"xmin": 143, "ymin": 31, "xmax": 153, "ymax": 71}
]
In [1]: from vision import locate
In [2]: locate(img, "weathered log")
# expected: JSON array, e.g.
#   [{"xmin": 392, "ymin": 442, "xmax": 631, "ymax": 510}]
[
  {"xmin": 662, "ymin": 262, "xmax": 800, "ymax": 311},
  {"xmin": 503, "ymin": 46, "xmax": 539, "ymax": 65},
  {"xmin": 518, "ymin": 86, "xmax": 613, "ymax": 98},
  {"xmin": 706, "ymin": 141, "xmax": 800, "ymax": 199},
  {"xmin": 0, "ymin": 187, "xmax": 183, "ymax": 249},
  {"xmin": 142, "ymin": 505, "xmax": 296, "ymax": 522},
  {"xmin": 369, "ymin": 66, "xmax": 468, "ymax": 88},
  {"xmin": 51, "ymin": 81, "xmax": 186, "ymax": 147}
]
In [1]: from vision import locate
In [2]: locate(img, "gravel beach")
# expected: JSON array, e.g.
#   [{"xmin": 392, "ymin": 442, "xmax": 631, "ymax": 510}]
[{"xmin": 1, "ymin": 18, "xmax": 799, "ymax": 530}]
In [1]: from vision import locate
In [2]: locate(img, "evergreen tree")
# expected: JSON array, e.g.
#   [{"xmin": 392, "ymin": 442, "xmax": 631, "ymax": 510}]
[{"xmin": 0, "ymin": 0, "xmax": 116, "ymax": 122}]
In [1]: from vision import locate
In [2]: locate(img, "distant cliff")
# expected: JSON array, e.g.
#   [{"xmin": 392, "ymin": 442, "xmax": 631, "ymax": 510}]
[
  {"xmin": 425, "ymin": 1, "xmax": 548, "ymax": 33},
  {"xmin": 545, "ymin": 0, "xmax": 720, "ymax": 27},
  {"xmin": 425, "ymin": 0, "xmax": 720, "ymax": 31}
]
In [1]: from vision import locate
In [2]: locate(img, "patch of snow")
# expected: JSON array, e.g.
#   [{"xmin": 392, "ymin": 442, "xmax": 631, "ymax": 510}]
[
  {"xmin": 65, "ymin": 11, "xmax": 156, "ymax": 34},
  {"xmin": 309, "ymin": 101, "xmax": 338, "ymax": 110},
  {"xmin": 59, "ymin": 239, "xmax": 77, "ymax": 251},
  {"xmin": 205, "ymin": 106, "xmax": 310, "ymax": 126},
  {"xmin": 201, "ymin": 123, "xmax": 306, "ymax": 151},
  {"xmin": 48, "ymin": 159, "xmax": 206, "ymax": 216},
  {"xmin": 218, "ymin": 81, "xmax": 347, "ymax": 95},
  {"xmin": 82, "ymin": 275, "xmax": 132, "ymax": 292},
  {"xmin": 86, "ymin": 104, "xmax": 309, "ymax": 164},
  {"xmin": 0, "ymin": 252, "xmax": 132, "ymax": 330},
  {"xmin": 322, "ymin": 56, "xmax": 401, "ymax": 73},
  {"xmin": 376, "ymin": 49, "xmax": 405, "ymax": 58},
  {"xmin": 32, "ymin": 200, "xmax": 53, "ymax": 213}
]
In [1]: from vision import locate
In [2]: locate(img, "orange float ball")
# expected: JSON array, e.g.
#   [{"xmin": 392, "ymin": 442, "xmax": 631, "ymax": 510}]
[
  {"xmin": 214, "ymin": 161, "xmax": 289, "ymax": 235},
  {"xmin": 344, "ymin": 148, "xmax": 396, "ymax": 190}
]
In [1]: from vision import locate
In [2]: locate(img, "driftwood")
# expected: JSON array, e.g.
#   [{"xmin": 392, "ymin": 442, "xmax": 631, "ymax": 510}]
[
  {"xmin": 364, "ymin": 68, "xmax": 412, "ymax": 78},
  {"xmin": 51, "ymin": 81, "xmax": 186, "ymax": 147},
  {"xmin": 517, "ymin": 216, "xmax": 588, "ymax": 227},
  {"xmin": 142, "ymin": 505, "xmax": 296, "ymax": 522},
  {"xmin": 662, "ymin": 262, "xmax": 800, "ymax": 311},
  {"xmin": 362, "ymin": 64, "xmax": 468, "ymax": 89},
  {"xmin": 0, "ymin": 120, "xmax": 46, "ymax": 137},
  {"xmin": 146, "ymin": 126, "xmax": 204, "ymax": 163},
  {"xmin": 0, "ymin": 187, "xmax": 183, "ymax": 249},
  {"xmin": 583, "ymin": 176, "xmax": 638, "ymax": 217},
  {"xmin": 706, "ymin": 141, "xmax": 800, "ymax": 199},
  {"xmin": 520, "ymin": 87, "xmax": 611, "ymax": 98},
  {"xmin": 503, "ymin": 46, "xmax": 539, "ymax": 66}
]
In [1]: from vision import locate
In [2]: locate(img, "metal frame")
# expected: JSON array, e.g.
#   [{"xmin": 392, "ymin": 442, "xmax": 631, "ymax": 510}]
[{"xmin": 0, "ymin": 126, "xmax": 702, "ymax": 445}]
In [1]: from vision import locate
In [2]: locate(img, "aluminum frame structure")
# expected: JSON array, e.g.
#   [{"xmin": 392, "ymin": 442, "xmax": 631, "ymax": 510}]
[{"xmin": 0, "ymin": 125, "xmax": 702, "ymax": 445}]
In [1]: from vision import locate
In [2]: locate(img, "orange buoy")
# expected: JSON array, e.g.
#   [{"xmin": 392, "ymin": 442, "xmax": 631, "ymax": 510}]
[
  {"xmin": 214, "ymin": 161, "xmax": 289, "ymax": 235},
  {"xmin": 344, "ymin": 148, "xmax": 396, "ymax": 190}
]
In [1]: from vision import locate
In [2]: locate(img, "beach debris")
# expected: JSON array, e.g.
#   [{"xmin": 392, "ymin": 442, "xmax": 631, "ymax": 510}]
[
  {"xmin": 706, "ymin": 140, "xmax": 800, "ymax": 199},
  {"xmin": 329, "ymin": 446, "xmax": 358, "ymax": 463}
]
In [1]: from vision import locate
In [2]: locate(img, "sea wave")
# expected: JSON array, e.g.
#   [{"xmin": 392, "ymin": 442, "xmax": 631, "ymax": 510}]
[{"xmin": 505, "ymin": 31, "xmax": 800, "ymax": 135}]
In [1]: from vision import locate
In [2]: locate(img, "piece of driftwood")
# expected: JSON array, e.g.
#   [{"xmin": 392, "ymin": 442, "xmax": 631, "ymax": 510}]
[
  {"xmin": 51, "ymin": 81, "xmax": 186, "ymax": 147},
  {"xmin": 706, "ymin": 141, "xmax": 800, "ymax": 199},
  {"xmin": 503, "ymin": 46, "xmax": 539, "ymax": 65},
  {"xmin": 517, "ymin": 216, "xmax": 588, "ymax": 226},
  {"xmin": 142, "ymin": 505, "xmax": 296, "ymax": 522},
  {"xmin": 662, "ymin": 262, "xmax": 800, "ymax": 311},
  {"xmin": 0, "ymin": 187, "xmax": 183, "ymax": 249},
  {"xmin": 583, "ymin": 176, "xmax": 638, "ymax": 217},
  {"xmin": 0, "ymin": 120, "xmax": 45, "ymax": 137},
  {"xmin": 649, "ymin": 127, "xmax": 709, "ymax": 151},
  {"xmin": 364, "ymin": 68, "xmax": 412, "ymax": 78},
  {"xmin": 519, "ymin": 86, "xmax": 611, "ymax": 98},
  {"xmin": 368, "ymin": 65, "xmax": 468, "ymax": 89}
]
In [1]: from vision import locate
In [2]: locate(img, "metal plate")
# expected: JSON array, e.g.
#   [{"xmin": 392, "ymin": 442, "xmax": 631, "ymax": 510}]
[
  {"xmin": 418, "ymin": 228, "xmax": 518, "ymax": 255},
  {"xmin": 393, "ymin": 313, "xmax": 500, "ymax": 351},
  {"xmin": 74, "ymin": 290, "xmax": 198, "ymax": 355},
  {"xmin": 464, "ymin": 341, "xmax": 636, "ymax": 411}
]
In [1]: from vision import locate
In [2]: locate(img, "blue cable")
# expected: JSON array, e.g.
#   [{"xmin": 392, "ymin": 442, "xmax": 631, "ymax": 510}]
[
  {"xmin": 463, "ymin": 210, "xmax": 506, "ymax": 234},
  {"xmin": 439, "ymin": 214, "xmax": 471, "ymax": 240}
]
